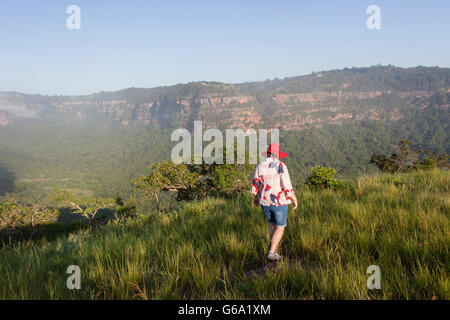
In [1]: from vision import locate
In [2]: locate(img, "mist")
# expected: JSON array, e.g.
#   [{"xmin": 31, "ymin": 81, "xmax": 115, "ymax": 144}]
[{"xmin": 0, "ymin": 104, "xmax": 40, "ymax": 118}]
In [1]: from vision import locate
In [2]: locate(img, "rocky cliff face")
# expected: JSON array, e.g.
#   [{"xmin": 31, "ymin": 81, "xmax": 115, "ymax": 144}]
[{"xmin": 1, "ymin": 66, "xmax": 449, "ymax": 130}]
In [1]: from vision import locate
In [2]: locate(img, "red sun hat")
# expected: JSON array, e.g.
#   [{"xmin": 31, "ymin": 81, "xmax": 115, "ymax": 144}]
[{"xmin": 262, "ymin": 143, "xmax": 288, "ymax": 159}]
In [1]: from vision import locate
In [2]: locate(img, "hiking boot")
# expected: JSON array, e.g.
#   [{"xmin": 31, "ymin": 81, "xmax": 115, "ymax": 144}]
[{"xmin": 267, "ymin": 251, "xmax": 283, "ymax": 261}]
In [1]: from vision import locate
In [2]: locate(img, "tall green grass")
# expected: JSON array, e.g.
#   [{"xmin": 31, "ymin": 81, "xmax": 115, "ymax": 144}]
[{"xmin": 0, "ymin": 170, "xmax": 448, "ymax": 299}]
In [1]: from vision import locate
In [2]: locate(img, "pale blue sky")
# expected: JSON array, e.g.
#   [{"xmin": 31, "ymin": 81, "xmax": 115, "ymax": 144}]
[{"xmin": 0, "ymin": 0, "xmax": 449, "ymax": 95}]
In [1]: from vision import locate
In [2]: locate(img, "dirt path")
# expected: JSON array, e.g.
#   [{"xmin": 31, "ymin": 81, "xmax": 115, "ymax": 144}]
[{"xmin": 244, "ymin": 257, "xmax": 309, "ymax": 279}]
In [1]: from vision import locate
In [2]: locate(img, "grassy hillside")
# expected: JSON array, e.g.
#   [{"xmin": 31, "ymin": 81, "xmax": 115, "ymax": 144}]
[{"xmin": 0, "ymin": 169, "xmax": 448, "ymax": 299}]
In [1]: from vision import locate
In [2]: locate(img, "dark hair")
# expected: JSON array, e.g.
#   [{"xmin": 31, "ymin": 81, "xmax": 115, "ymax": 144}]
[{"xmin": 266, "ymin": 151, "xmax": 278, "ymax": 159}]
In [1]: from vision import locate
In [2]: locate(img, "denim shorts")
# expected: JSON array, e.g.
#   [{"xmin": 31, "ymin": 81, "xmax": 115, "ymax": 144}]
[{"xmin": 260, "ymin": 205, "xmax": 288, "ymax": 227}]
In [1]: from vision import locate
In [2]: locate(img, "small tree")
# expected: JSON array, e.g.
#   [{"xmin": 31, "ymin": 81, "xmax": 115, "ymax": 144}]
[
  {"xmin": 52, "ymin": 190, "xmax": 115, "ymax": 228},
  {"xmin": 370, "ymin": 140, "xmax": 449, "ymax": 173},
  {"xmin": 29, "ymin": 204, "xmax": 59, "ymax": 235},
  {"xmin": 0, "ymin": 200, "xmax": 58, "ymax": 236},
  {"xmin": 391, "ymin": 140, "xmax": 417, "ymax": 174},
  {"xmin": 370, "ymin": 140, "xmax": 416, "ymax": 174},
  {"xmin": 132, "ymin": 161, "xmax": 200, "ymax": 210},
  {"xmin": 132, "ymin": 148, "xmax": 256, "ymax": 207},
  {"xmin": 369, "ymin": 154, "xmax": 398, "ymax": 173},
  {"xmin": 305, "ymin": 166, "xmax": 342, "ymax": 190}
]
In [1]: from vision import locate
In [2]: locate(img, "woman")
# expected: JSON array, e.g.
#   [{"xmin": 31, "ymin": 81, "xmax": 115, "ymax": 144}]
[{"xmin": 251, "ymin": 143, "xmax": 298, "ymax": 261}]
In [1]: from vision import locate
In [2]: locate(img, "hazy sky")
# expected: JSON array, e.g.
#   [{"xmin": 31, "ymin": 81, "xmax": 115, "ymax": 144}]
[{"xmin": 0, "ymin": 0, "xmax": 449, "ymax": 95}]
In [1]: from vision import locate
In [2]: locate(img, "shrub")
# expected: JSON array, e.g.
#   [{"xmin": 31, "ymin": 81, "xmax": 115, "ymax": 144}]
[
  {"xmin": 212, "ymin": 163, "xmax": 254, "ymax": 198},
  {"xmin": 114, "ymin": 197, "xmax": 137, "ymax": 219},
  {"xmin": 305, "ymin": 166, "xmax": 342, "ymax": 190},
  {"xmin": 0, "ymin": 200, "xmax": 58, "ymax": 231},
  {"xmin": 417, "ymin": 157, "xmax": 437, "ymax": 171},
  {"xmin": 0, "ymin": 200, "xmax": 59, "ymax": 243}
]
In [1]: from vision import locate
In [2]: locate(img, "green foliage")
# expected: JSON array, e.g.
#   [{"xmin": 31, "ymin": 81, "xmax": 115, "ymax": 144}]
[
  {"xmin": 369, "ymin": 154, "xmax": 398, "ymax": 173},
  {"xmin": 133, "ymin": 161, "xmax": 201, "ymax": 209},
  {"xmin": 241, "ymin": 65, "xmax": 450, "ymax": 94},
  {"xmin": 136, "ymin": 161, "xmax": 199, "ymax": 193},
  {"xmin": 370, "ymin": 140, "xmax": 449, "ymax": 174},
  {"xmin": 305, "ymin": 166, "xmax": 342, "ymax": 190},
  {"xmin": 0, "ymin": 199, "xmax": 59, "ymax": 244},
  {"xmin": 370, "ymin": 140, "xmax": 415, "ymax": 174},
  {"xmin": 114, "ymin": 197, "xmax": 137, "ymax": 220},
  {"xmin": 133, "ymin": 149, "xmax": 255, "ymax": 208},
  {"xmin": 415, "ymin": 149, "xmax": 449, "ymax": 170},
  {"xmin": 213, "ymin": 162, "xmax": 254, "ymax": 198},
  {"xmin": 417, "ymin": 157, "xmax": 436, "ymax": 171},
  {"xmin": 0, "ymin": 200, "xmax": 58, "ymax": 230}
]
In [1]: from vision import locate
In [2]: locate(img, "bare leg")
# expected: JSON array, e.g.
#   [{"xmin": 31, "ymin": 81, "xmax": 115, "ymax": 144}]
[
  {"xmin": 269, "ymin": 223, "xmax": 276, "ymax": 240},
  {"xmin": 269, "ymin": 226, "xmax": 285, "ymax": 252}
]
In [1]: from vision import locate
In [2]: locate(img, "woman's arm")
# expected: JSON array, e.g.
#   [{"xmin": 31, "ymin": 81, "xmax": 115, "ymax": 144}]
[
  {"xmin": 280, "ymin": 163, "xmax": 298, "ymax": 210},
  {"xmin": 251, "ymin": 165, "xmax": 261, "ymax": 206}
]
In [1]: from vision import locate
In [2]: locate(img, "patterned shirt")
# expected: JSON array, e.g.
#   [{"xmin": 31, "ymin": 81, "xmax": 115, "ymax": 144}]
[{"xmin": 251, "ymin": 157, "xmax": 295, "ymax": 206}]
